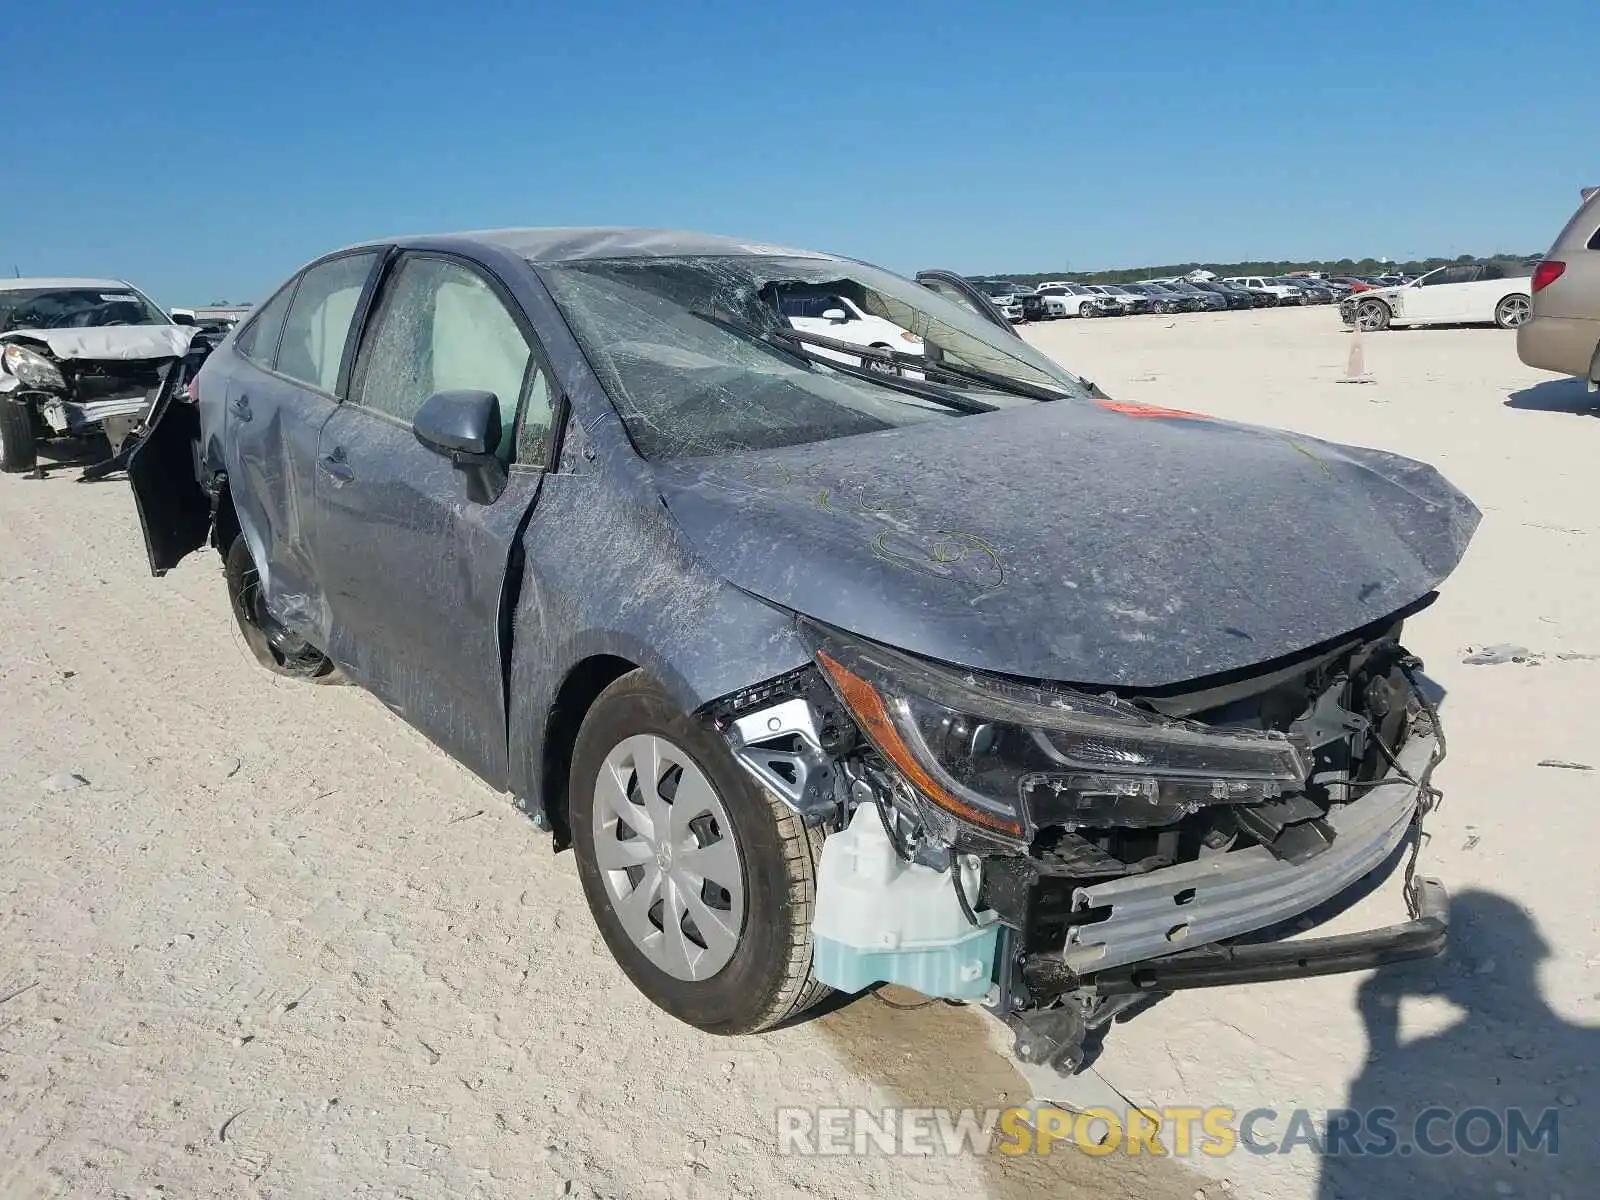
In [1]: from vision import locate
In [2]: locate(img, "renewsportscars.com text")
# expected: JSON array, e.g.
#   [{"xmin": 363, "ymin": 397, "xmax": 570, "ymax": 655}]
[{"xmin": 775, "ymin": 1105, "xmax": 1561, "ymax": 1159}]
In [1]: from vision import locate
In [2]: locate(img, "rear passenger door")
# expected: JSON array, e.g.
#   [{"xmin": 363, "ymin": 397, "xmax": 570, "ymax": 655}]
[
  {"xmin": 309, "ymin": 252, "xmax": 557, "ymax": 788},
  {"xmin": 226, "ymin": 251, "xmax": 379, "ymax": 649}
]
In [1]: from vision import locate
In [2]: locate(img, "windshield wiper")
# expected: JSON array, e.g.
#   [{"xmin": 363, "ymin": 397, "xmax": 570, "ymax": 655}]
[
  {"xmin": 745, "ymin": 316, "xmax": 1075, "ymax": 405},
  {"xmin": 687, "ymin": 310, "xmax": 997, "ymax": 415},
  {"xmin": 916, "ymin": 358, "xmax": 1075, "ymax": 403}
]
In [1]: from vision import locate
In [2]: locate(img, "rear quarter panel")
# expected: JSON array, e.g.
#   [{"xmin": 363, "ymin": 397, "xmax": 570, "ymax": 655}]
[{"xmin": 1523, "ymin": 193, "xmax": 1600, "ymax": 375}]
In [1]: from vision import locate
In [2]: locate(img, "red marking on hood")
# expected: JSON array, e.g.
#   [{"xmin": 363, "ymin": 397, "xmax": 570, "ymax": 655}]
[{"xmin": 1094, "ymin": 399, "xmax": 1208, "ymax": 420}]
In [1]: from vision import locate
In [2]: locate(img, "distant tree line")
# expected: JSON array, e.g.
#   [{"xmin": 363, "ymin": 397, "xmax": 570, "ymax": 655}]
[{"xmin": 983, "ymin": 253, "xmax": 1538, "ymax": 287}]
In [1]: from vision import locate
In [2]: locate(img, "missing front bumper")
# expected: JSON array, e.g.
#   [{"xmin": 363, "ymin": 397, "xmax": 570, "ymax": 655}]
[
  {"xmin": 1046, "ymin": 729, "xmax": 1438, "ymax": 979},
  {"xmin": 1084, "ymin": 875, "xmax": 1447, "ymax": 995}
]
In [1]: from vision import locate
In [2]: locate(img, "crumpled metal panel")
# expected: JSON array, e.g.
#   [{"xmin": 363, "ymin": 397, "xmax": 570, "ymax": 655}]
[
  {"xmin": 1, "ymin": 325, "xmax": 196, "ymax": 361},
  {"xmin": 652, "ymin": 400, "xmax": 1480, "ymax": 687},
  {"xmin": 1059, "ymin": 731, "xmax": 1435, "ymax": 975}
]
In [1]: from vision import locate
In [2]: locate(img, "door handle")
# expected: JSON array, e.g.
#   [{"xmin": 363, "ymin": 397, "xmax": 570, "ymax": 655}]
[
  {"xmin": 231, "ymin": 394, "xmax": 252, "ymax": 422},
  {"xmin": 318, "ymin": 450, "xmax": 355, "ymax": 486}
]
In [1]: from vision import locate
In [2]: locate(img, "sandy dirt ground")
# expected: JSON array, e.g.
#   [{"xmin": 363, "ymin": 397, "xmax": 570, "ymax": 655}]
[{"xmin": 1, "ymin": 305, "xmax": 1595, "ymax": 1199}]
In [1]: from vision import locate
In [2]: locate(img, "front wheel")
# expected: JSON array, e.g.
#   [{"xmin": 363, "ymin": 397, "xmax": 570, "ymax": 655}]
[
  {"xmin": 1079, "ymin": 302, "xmax": 1095, "ymax": 318},
  {"xmin": 1357, "ymin": 300, "xmax": 1392, "ymax": 332},
  {"xmin": 0, "ymin": 402, "xmax": 38, "ymax": 474},
  {"xmin": 1495, "ymin": 293, "xmax": 1531, "ymax": 330},
  {"xmin": 570, "ymin": 670, "xmax": 829, "ymax": 1034}
]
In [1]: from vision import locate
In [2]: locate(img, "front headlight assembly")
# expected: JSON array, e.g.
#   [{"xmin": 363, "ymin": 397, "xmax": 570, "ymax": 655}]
[
  {"xmin": 808, "ymin": 627, "xmax": 1306, "ymax": 847},
  {"xmin": 2, "ymin": 344, "xmax": 66, "ymax": 391}
]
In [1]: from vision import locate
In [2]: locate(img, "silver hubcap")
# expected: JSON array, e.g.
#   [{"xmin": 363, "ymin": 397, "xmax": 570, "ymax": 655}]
[
  {"xmin": 1500, "ymin": 297, "xmax": 1530, "ymax": 327},
  {"xmin": 592, "ymin": 734, "xmax": 745, "ymax": 981}
]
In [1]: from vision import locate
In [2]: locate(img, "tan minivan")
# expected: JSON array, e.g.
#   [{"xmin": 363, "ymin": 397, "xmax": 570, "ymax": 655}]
[{"xmin": 1519, "ymin": 187, "xmax": 1600, "ymax": 385}]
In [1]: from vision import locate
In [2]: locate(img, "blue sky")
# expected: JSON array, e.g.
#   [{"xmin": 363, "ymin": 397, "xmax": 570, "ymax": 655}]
[{"xmin": 6, "ymin": 1, "xmax": 1591, "ymax": 304}]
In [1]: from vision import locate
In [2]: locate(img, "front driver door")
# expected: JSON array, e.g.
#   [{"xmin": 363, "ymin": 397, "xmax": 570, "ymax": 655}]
[
  {"xmin": 309, "ymin": 252, "xmax": 559, "ymax": 788},
  {"xmin": 1401, "ymin": 264, "xmax": 1481, "ymax": 323}
]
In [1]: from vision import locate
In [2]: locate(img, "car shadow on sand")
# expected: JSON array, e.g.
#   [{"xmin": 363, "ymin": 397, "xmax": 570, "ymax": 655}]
[
  {"xmin": 1316, "ymin": 888, "xmax": 1597, "ymax": 1199},
  {"xmin": 1505, "ymin": 377, "xmax": 1600, "ymax": 415}
]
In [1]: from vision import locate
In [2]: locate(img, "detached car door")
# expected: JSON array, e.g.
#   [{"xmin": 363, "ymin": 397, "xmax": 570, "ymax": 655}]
[{"xmin": 308, "ymin": 251, "xmax": 558, "ymax": 789}]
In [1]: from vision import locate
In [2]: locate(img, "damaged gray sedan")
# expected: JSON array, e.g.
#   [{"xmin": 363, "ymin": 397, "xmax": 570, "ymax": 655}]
[
  {"xmin": 127, "ymin": 229, "xmax": 1476, "ymax": 1072},
  {"xmin": 1, "ymin": 277, "xmax": 201, "ymax": 474}
]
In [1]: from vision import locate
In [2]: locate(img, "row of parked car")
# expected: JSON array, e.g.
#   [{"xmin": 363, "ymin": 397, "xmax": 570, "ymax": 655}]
[{"xmin": 974, "ymin": 274, "xmax": 1414, "ymax": 321}]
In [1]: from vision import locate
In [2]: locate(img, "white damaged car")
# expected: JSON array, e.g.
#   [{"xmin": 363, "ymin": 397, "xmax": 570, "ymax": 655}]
[
  {"xmin": 0, "ymin": 278, "xmax": 203, "ymax": 474},
  {"xmin": 1340, "ymin": 259, "xmax": 1534, "ymax": 332},
  {"xmin": 776, "ymin": 287, "xmax": 925, "ymax": 375}
]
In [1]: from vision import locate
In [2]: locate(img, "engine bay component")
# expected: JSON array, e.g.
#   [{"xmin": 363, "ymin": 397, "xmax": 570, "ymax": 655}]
[{"xmin": 810, "ymin": 803, "xmax": 1000, "ymax": 1000}]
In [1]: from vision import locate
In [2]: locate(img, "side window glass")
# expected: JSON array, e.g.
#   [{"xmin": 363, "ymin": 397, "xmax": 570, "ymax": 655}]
[
  {"xmin": 234, "ymin": 282, "xmax": 295, "ymax": 365},
  {"xmin": 516, "ymin": 363, "xmax": 555, "ymax": 467},
  {"xmin": 355, "ymin": 257, "xmax": 535, "ymax": 463},
  {"xmin": 277, "ymin": 253, "xmax": 376, "ymax": 391}
]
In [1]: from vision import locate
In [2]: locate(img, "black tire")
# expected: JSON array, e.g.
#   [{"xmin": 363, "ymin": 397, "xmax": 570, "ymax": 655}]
[
  {"xmin": 0, "ymin": 402, "xmax": 38, "ymax": 474},
  {"xmin": 864, "ymin": 344, "xmax": 901, "ymax": 376},
  {"xmin": 570, "ymin": 670, "xmax": 829, "ymax": 1035},
  {"xmin": 1494, "ymin": 293, "xmax": 1531, "ymax": 330},
  {"xmin": 1357, "ymin": 299, "xmax": 1392, "ymax": 332},
  {"xmin": 224, "ymin": 535, "xmax": 336, "ymax": 679}
]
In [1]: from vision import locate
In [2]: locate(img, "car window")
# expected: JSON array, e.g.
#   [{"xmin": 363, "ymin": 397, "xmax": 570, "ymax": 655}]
[
  {"xmin": 1479, "ymin": 261, "xmax": 1529, "ymax": 282},
  {"xmin": 276, "ymin": 253, "xmax": 376, "ymax": 392},
  {"xmin": 233, "ymin": 282, "xmax": 295, "ymax": 365},
  {"xmin": 353, "ymin": 255, "xmax": 537, "ymax": 463},
  {"xmin": 778, "ymin": 292, "xmax": 854, "ymax": 320},
  {"xmin": 516, "ymin": 362, "xmax": 555, "ymax": 466},
  {"xmin": 1422, "ymin": 265, "xmax": 1480, "ymax": 287}
]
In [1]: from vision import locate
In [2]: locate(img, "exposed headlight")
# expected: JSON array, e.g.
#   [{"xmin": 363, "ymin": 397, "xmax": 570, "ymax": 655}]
[
  {"xmin": 1, "ymin": 344, "xmax": 66, "ymax": 391},
  {"xmin": 809, "ymin": 627, "xmax": 1306, "ymax": 846}
]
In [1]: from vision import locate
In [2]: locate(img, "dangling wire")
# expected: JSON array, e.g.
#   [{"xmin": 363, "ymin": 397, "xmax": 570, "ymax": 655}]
[
  {"xmin": 1399, "ymin": 659, "xmax": 1447, "ymax": 918},
  {"xmin": 874, "ymin": 796, "xmax": 912, "ymax": 862},
  {"xmin": 951, "ymin": 854, "xmax": 981, "ymax": 927}
]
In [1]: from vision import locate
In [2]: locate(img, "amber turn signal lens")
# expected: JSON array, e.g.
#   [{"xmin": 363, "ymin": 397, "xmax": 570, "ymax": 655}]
[{"xmin": 816, "ymin": 650, "xmax": 1024, "ymax": 838}]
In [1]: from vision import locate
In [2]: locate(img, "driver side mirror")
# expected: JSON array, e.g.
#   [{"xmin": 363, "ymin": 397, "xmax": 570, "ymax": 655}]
[
  {"xmin": 413, "ymin": 389, "xmax": 507, "ymax": 504},
  {"xmin": 822, "ymin": 307, "xmax": 850, "ymax": 324}
]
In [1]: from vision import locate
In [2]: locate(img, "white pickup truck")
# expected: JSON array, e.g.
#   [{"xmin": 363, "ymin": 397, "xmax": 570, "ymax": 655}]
[{"xmin": 1223, "ymin": 276, "xmax": 1304, "ymax": 305}]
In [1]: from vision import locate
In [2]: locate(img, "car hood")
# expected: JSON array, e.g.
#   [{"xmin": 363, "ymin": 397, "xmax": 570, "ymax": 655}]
[
  {"xmin": 653, "ymin": 400, "xmax": 1479, "ymax": 688},
  {"xmin": 0, "ymin": 325, "xmax": 197, "ymax": 361}
]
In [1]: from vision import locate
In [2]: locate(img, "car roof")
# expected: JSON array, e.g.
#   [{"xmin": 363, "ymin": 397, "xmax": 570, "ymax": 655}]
[
  {"xmin": 352, "ymin": 227, "xmax": 844, "ymax": 265},
  {"xmin": 0, "ymin": 276, "xmax": 135, "ymax": 291}
]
